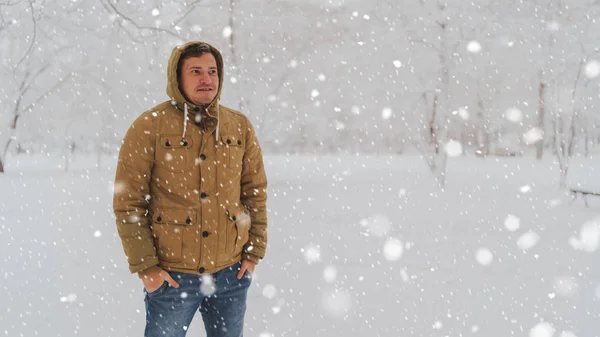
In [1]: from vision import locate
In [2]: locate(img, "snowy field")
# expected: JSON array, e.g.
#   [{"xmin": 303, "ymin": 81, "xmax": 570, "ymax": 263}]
[{"xmin": 1, "ymin": 153, "xmax": 599, "ymax": 337}]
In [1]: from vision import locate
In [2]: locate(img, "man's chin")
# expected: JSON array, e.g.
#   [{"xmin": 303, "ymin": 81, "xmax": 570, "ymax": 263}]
[{"xmin": 191, "ymin": 97, "xmax": 215, "ymax": 106}]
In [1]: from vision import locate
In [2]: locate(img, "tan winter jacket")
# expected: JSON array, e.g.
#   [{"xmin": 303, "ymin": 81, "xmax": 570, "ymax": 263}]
[{"xmin": 113, "ymin": 41, "xmax": 268, "ymax": 277}]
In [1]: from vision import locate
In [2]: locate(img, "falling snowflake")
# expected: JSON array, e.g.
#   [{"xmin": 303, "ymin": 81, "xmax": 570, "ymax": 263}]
[
  {"xmin": 302, "ymin": 244, "xmax": 321, "ymax": 263},
  {"xmin": 546, "ymin": 21, "xmax": 560, "ymax": 31},
  {"xmin": 399, "ymin": 268, "xmax": 409, "ymax": 282},
  {"xmin": 523, "ymin": 128, "xmax": 544, "ymax": 145},
  {"xmin": 60, "ymin": 293, "xmax": 77, "ymax": 303},
  {"xmin": 222, "ymin": 26, "xmax": 232, "ymax": 38},
  {"xmin": 445, "ymin": 140, "xmax": 463, "ymax": 157},
  {"xmin": 520, "ymin": 185, "xmax": 532, "ymax": 193},
  {"xmin": 259, "ymin": 333, "xmax": 274, "ymax": 337},
  {"xmin": 505, "ymin": 108, "xmax": 523, "ymax": 123},
  {"xmin": 584, "ymin": 60, "xmax": 600, "ymax": 79},
  {"xmin": 517, "ymin": 231, "xmax": 540, "ymax": 250},
  {"xmin": 383, "ymin": 238, "xmax": 404, "ymax": 261},
  {"xmin": 200, "ymin": 275, "xmax": 216, "ymax": 296},
  {"xmin": 504, "ymin": 214, "xmax": 520, "ymax": 232},
  {"xmin": 530, "ymin": 322, "xmax": 555, "ymax": 337},
  {"xmin": 467, "ymin": 40, "xmax": 482, "ymax": 53},
  {"xmin": 475, "ymin": 248, "xmax": 493, "ymax": 266},
  {"xmin": 262, "ymin": 284, "xmax": 277, "ymax": 299},
  {"xmin": 381, "ymin": 107, "xmax": 392, "ymax": 120},
  {"xmin": 323, "ymin": 266, "xmax": 337, "ymax": 283},
  {"xmin": 457, "ymin": 107, "xmax": 469, "ymax": 120},
  {"xmin": 559, "ymin": 331, "xmax": 577, "ymax": 337},
  {"xmin": 568, "ymin": 218, "xmax": 600, "ymax": 252}
]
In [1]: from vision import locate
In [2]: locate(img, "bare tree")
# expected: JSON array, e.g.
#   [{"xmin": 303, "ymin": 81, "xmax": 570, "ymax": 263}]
[{"xmin": 0, "ymin": 0, "xmax": 77, "ymax": 173}]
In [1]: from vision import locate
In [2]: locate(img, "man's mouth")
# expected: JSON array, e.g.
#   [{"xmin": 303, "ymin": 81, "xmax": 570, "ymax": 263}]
[{"xmin": 197, "ymin": 88, "xmax": 213, "ymax": 91}]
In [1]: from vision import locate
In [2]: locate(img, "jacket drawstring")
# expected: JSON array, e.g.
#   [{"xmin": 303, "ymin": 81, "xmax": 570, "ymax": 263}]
[
  {"xmin": 215, "ymin": 106, "xmax": 219, "ymax": 143},
  {"xmin": 178, "ymin": 101, "xmax": 219, "ymax": 145},
  {"xmin": 181, "ymin": 103, "xmax": 189, "ymax": 146}
]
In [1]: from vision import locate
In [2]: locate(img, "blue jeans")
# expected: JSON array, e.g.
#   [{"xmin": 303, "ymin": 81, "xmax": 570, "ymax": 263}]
[{"xmin": 144, "ymin": 261, "xmax": 252, "ymax": 337}]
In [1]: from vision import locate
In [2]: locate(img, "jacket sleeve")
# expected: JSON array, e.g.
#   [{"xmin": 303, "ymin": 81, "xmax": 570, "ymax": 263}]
[
  {"xmin": 113, "ymin": 112, "xmax": 162, "ymax": 277},
  {"xmin": 240, "ymin": 117, "xmax": 268, "ymax": 264}
]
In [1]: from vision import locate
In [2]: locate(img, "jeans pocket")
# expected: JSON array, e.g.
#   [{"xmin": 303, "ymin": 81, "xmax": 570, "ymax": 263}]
[{"xmin": 145, "ymin": 281, "xmax": 169, "ymax": 298}]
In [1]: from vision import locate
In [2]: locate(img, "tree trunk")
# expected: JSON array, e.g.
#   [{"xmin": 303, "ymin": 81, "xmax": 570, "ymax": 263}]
[
  {"xmin": 476, "ymin": 88, "xmax": 488, "ymax": 156},
  {"xmin": 584, "ymin": 125, "xmax": 589, "ymax": 157},
  {"xmin": 426, "ymin": 92, "xmax": 439, "ymax": 148},
  {"xmin": 228, "ymin": 0, "xmax": 245, "ymax": 114},
  {"xmin": 536, "ymin": 81, "xmax": 545, "ymax": 160}
]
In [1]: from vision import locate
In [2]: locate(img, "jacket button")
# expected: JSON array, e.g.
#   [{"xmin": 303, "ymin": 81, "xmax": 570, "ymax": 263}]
[
  {"xmin": 199, "ymin": 267, "xmax": 205, "ymax": 273},
  {"xmin": 193, "ymin": 107, "xmax": 200, "ymax": 112},
  {"xmin": 200, "ymin": 154, "xmax": 206, "ymax": 160},
  {"xmin": 156, "ymin": 216, "xmax": 162, "ymax": 222},
  {"xmin": 180, "ymin": 139, "xmax": 188, "ymax": 146},
  {"xmin": 226, "ymin": 139, "xmax": 231, "ymax": 144},
  {"xmin": 165, "ymin": 140, "xmax": 171, "ymax": 147},
  {"xmin": 186, "ymin": 217, "xmax": 192, "ymax": 224},
  {"xmin": 202, "ymin": 231, "xmax": 209, "ymax": 237},
  {"xmin": 200, "ymin": 192, "xmax": 207, "ymax": 199},
  {"xmin": 237, "ymin": 140, "xmax": 242, "ymax": 145},
  {"xmin": 232, "ymin": 216, "xmax": 236, "ymax": 221}
]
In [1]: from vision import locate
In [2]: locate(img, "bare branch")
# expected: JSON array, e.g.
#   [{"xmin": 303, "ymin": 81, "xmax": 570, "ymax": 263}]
[
  {"xmin": 171, "ymin": 0, "xmax": 211, "ymax": 27},
  {"xmin": 13, "ymin": 0, "xmax": 37, "ymax": 71},
  {"xmin": 406, "ymin": 36, "xmax": 440, "ymax": 52},
  {"xmin": 0, "ymin": 12, "xmax": 5, "ymax": 34},
  {"xmin": 100, "ymin": 0, "xmax": 181, "ymax": 40},
  {"xmin": 20, "ymin": 71, "xmax": 73, "ymax": 114},
  {"xmin": 20, "ymin": 63, "xmax": 51, "ymax": 98},
  {"xmin": 0, "ymin": 0, "xmax": 27, "ymax": 6}
]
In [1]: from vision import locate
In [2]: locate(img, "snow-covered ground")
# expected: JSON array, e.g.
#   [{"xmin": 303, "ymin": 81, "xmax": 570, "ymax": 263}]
[{"xmin": 1, "ymin": 153, "xmax": 599, "ymax": 337}]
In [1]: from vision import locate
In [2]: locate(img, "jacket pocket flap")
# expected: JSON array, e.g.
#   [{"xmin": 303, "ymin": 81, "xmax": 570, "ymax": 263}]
[
  {"xmin": 159, "ymin": 134, "xmax": 194, "ymax": 149},
  {"xmin": 226, "ymin": 206, "xmax": 251, "ymax": 227},
  {"xmin": 220, "ymin": 134, "xmax": 243, "ymax": 147},
  {"xmin": 153, "ymin": 209, "xmax": 195, "ymax": 225}
]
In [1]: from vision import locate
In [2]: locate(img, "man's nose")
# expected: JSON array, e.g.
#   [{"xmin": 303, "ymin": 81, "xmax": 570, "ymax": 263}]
[{"xmin": 199, "ymin": 73, "xmax": 212, "ymax": 84}]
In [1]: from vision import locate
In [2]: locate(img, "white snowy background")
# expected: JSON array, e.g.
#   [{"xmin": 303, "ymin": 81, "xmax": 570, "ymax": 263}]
[{"xmin": 1, "ymin": 0, "xmax": 600, "ymax": 336}]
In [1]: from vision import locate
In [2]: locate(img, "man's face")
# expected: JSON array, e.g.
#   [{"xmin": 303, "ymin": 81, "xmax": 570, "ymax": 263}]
[{"xmin": 179, "ymin": 53, "xmax": 219, "ymax": 105}]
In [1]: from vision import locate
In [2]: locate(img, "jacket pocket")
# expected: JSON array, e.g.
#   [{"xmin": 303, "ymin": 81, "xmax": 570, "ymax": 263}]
[
  {"xmin": 155, "ymin": 134, "xmax": 194, "ymax": 172},
  {"xmin": 151, "ymin": 209, "xmax": 196, "ymax": 263},
  {"xmin": 225, "ymin": 206, "xmax": 251, "ymax": 255},
  {"xmin": 220, "ymin": 134, "xmax": 244, "ymax": 171}
]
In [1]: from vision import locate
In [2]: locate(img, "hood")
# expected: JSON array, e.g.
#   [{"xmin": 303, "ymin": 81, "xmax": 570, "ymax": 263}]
[{"xmin": 166, "ymin": 41, "xmax": 224, "ymax": 118}]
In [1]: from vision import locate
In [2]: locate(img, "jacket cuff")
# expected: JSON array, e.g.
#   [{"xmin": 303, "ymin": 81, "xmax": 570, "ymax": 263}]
[
  {"xmin": 136, "ymin": 265, "xmax": 163, "ymax": 279},
  {"xmin": 242, "ymin": 253, "xmax": 262, "ymax": 265}
]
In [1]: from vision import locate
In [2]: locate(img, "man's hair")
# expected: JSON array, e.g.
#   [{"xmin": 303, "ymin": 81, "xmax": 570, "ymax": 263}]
[{"xmin": 177, "ymin": 43, "xmax": 222, "ymax": 80}]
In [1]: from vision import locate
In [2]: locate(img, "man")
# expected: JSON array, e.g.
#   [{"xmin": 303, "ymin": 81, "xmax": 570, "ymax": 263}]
[{"xmin": 113, "ymin": 41, "xmax": 268, "ymax": 337}]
